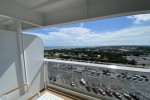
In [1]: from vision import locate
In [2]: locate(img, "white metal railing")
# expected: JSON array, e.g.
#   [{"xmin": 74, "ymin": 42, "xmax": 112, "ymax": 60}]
[{"xmin": 44, "ymin": 59, "xmax": 150, "ymax": 100}]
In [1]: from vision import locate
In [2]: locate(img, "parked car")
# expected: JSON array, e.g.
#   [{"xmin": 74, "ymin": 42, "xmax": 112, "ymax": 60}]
[
  {"xmin": 141, "ymin": 75, "xmax": 147, "ymax": 78},
  {"xmin": 105, "ymin": 90, "xmax": 113, "ymax": 97},
  {"xmin": 122, "ymin": 74, "xmax": 127, "ymax": 78},
  {"xmin": 124, "ymin": 93, "xmax": 132, "ymax": 100},
  {"xmin": 70, "ymin": 81, "xmax": 75, "ymax": 87},
  {"xmin": 145, "ymin": 78, "xmax": 149, "ymax": 82},
  {"xmin": 98, "ymin": 88, "xmax": 105, "ymax": 95},
  {"xmin": 85, "ymin": 85, "xmax": 91, "ymax": 92},
  {"xmin": 53, "ymin": 76, "xmax": 56, "ymax": 82},
  {"xmin": 113, "ymin": 92, "xmax": 122, "ymax": 100},
  {"xmin": 129, "ymin": 93, "xmax": 139, "ymax": 100},
  {"xmin": 92, "ymin": 87, "xmax": 98, "ymax": 94},
  {"xmin": 132, "ymin": 77, "xmax": 137, "ymax": 80},
  {"xmin": 127, "ymin": 76, "xmax": 131, "ymax": 80},
  {"xmin": 117, "ymin": 74, "xmax": 121, "ymax": 77},
  {"xmin": 80, "ymin": 78, "xmax": 86, "ymax": 86}
]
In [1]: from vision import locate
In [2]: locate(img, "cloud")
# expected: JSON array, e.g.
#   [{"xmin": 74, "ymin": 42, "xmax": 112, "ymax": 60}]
[
  {"xmin": 24, "ymin": 25, "xmax": 150, "ymax": 46},
  {"xmin": 127, "ymin": 14, "xmax": 150, "ymax": 24}
]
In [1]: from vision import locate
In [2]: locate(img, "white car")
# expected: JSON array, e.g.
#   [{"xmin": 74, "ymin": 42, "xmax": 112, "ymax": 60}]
[
  {"xmin": 70, "ymin": 82, "xmax": 75, "ymax": 87},
  {"xmin": 80, "ymin": 79, "xmax": 86, "ymax": 85}
]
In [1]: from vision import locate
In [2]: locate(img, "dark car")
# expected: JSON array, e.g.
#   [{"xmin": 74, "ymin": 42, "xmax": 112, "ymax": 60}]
[
  {"xmin": 138, "ymin": 77, "xmax": 143, "ymax": 81},
  {"xmin": 145, "ymin": 78, "xmax": 149, "ymax": 82},
  {"xmin": 102, "ymin": 70, "xmax": 109, "ymax": 75},
  {"xmin": 48, "ymin": 76, "xmax": 53, "ymax": 81},
  {"xmin": 105, "ymin": 90, "xmax": 113, "ymax": 97},
  {"xmin": 122, "ymin": 74, "xmax": 127, "ymax": 78},
  {"xmin": 117, "ymin": 74, "xmax": 121, "ymax": 77},
  {"xmin": 141, "ymin": 75, "xmax": 147, "ymax": 78},
  {"xmin": 127, "ymin": 76, "xmax": 131, "ymax": 80},
  {"xmin": 129, "ymin": 93, "xmax": 139, "ymax": 100},
  {"xmin": 53, "ymin": 76, "xmax": 56, "ymax": 82},
  {"xmin": 121, "ymin": 73, "xmax": 125, "ymax": 75},
  {"xmin": 85, "ymin": 85, "xmax": 91, "ymax": 92},
  {"xmin": 92, "ymin": 87, "xmax": 98, "ymax": 94}
]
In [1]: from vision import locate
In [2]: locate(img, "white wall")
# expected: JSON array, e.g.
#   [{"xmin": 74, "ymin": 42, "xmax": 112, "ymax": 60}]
[
  {"xmin": 0, "ymin": 30, "xmax": 25, "ymax": 100},
  {"xmin": 0, "ymin": 30, "xmax": 44, "ymax": 100},
  {"xmin": 23, "ymin": 34, "xmax": 44, "ymax": 96}
]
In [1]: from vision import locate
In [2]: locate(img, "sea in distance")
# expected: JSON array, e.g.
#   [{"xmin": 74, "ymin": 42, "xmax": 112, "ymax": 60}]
[
  {"xmin": 44, "ymin": 46, "xmax": 90, "ymax": 50},
  {"xmin": 44, "ymin": 45, "xmax": 150, "ymax": 50}
]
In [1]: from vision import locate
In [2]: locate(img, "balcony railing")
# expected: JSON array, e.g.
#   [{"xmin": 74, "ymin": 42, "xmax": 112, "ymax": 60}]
[
  {"xmin": 1, "ymin": 59, "xmax": 150, "ymax": 100},
  {"xmin": 45, "ymin": 59, "xmax": 150, "ymax": 100}
]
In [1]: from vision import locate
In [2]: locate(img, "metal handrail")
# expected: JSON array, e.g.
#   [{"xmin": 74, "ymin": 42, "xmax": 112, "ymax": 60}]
[{"xmin": 1, "ymin": 83, "xmax": 27, "ymax": 96}]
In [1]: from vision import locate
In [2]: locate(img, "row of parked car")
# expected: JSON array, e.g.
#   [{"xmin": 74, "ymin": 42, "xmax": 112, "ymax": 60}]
[
  {"xmin": 117, "ymin": 73, "xmax": 149, "ymax": 82},
  {"xmin": 86, "ymin": 68, "xmax": 149, "ymax": 83},
  {"xmin": 48, "ymin": 72, "xmax": 141, "ymax": 100},
  {"xmin": 57, "ymin": 64, "xmax": 149, "ymax": 84},
  {"xmin": 78, "ymin": 78, "xmax": 140, "ymax": 100},
  {"xmin": 59, "ymin": 64, "xmax": 77, "ymax": 70}
]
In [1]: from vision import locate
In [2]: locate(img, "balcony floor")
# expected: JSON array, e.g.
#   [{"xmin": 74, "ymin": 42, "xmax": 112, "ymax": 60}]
[{"xmin": 28, "ymin": 87, "xmax": 84, "ymax": 100}]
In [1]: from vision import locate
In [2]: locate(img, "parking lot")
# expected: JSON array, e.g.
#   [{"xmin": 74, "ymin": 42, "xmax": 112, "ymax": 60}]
[{"xmin": 48, "ymin": 61, "xmax": 150, "ymax": 100}]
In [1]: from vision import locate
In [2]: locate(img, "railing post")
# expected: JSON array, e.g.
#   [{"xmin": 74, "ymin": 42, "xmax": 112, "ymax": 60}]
[
  {"xmin": 14, "ymin": 19, "xmax": 28, "ymax": 91},
  {"xmin": 44, "ymin": 61, "xmax": 48, "ymax": 89}
]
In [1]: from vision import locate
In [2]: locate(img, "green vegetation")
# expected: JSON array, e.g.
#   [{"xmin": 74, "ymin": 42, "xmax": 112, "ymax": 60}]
[{"xmin": 44, "ymin": 46, "xmax": 150, "ymax": 66}]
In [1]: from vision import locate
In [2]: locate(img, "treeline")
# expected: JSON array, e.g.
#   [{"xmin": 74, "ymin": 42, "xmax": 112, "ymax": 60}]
[{"xmin": 44, "ymin": 47, "xmax": 140, "ymax": 65}]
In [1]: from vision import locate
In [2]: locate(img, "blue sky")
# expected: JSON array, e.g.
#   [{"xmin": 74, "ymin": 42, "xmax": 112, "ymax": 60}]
[{"xmin": 25, "ymin": 14, "xmax": 150, "ymax": 46}]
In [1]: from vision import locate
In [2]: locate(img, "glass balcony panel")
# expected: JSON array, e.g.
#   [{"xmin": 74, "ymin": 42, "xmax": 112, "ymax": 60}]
[{"xmin": 46, "ymin": 60, "xmax": 150, "ymax": 100}]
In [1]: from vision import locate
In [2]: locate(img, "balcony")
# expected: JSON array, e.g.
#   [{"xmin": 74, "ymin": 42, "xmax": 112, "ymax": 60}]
[
  {"xmin": 0, "ymin": 29, "xmax": 150, "ymax": 100},
  {"xmin": 1, "ymin": 59, "xmax": 150, "ymax": 100},
  {"xmin": 15, "ymin": 59, "xmax": 150, "ymax": 100},
  {"xmin": 1, "ymin": 0, "xmax": 150, "ymax": 100}
]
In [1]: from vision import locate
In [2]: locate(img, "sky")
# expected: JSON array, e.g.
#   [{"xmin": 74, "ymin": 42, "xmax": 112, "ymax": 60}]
[{"xmin": 25, "ymin": 14, "xmax": 150, "ymax": 47}]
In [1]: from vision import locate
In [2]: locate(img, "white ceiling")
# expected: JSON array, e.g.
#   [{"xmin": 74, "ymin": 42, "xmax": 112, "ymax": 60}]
[
  {"xmin": 13, "ymin": 0, "xmax": 49, "ymax": 9},
  {"xmin": 35, "ymin": 0, "xmax": 83, "ymax": 13},
  {"xmin": 13, "ymin": 0, "xmax": 83, "ymax": 13},
  {"xmin": 0, "ymin": 0, "xmax": 150, "ymax": 31}
]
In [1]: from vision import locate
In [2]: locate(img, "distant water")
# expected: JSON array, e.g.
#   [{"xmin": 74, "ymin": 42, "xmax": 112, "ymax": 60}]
[
  {"xmin": 44, "ymin": 45, "xmax": 150, "ymax": 50},
  {"xmin": 44, "ymin": 46, "xmax": 86, "ymax": 50}
]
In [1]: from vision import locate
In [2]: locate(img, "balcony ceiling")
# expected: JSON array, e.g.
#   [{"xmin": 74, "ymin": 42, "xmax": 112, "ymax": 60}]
[
  {"xmin": 0, "ymin": 0, "xmax": 150, "ymax": 30},
  {"xmin": 14, "ymin": 0, "xmax": 83, "ymax": 13}
]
